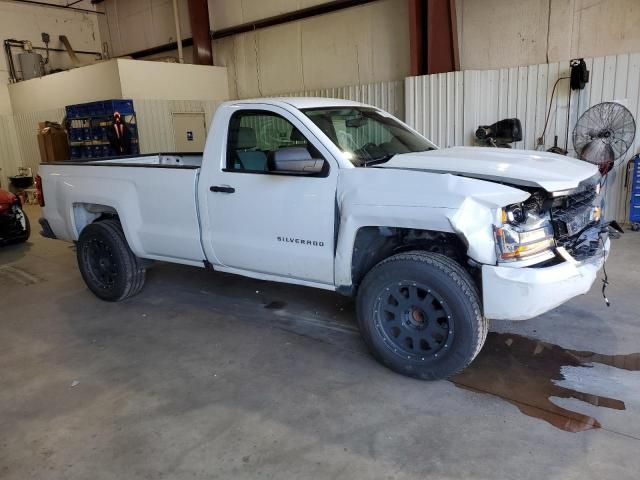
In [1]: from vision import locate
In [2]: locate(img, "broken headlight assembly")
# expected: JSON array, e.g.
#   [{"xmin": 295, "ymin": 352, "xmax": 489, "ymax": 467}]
[{"xmin": 494, "ymin": 203, "xmax": 555, "ymax": 264}]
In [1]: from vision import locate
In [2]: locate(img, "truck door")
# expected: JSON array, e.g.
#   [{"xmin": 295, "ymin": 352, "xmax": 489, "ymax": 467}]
[{"xmin": 202, "ymin": 105, "xmax": 338, "ymax": 286}]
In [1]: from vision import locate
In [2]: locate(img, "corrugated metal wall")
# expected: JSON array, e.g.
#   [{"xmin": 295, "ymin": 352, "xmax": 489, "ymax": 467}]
[
  {"xmin": 133, "ymin": 99, "xmax": 222, "ymax": 153},
  {"xmin": 280, "ymin": 80, "xmax": 406, "ymax": 121},
  {"xmin": 405, "ymin": 52, "xmax": 640, "ymax": 222},
  {"xmin": 0, "ymin": 115, "xmax": 22, "ymax": 189}
]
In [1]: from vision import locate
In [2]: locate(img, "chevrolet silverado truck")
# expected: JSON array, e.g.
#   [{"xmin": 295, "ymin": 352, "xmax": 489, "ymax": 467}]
[{"xmin": 37, "ymin": 98, "xmax": 608, "ymax": 380}]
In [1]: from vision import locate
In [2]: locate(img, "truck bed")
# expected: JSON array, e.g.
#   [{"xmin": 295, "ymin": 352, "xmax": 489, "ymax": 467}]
[{"xmin": 40, "ymin": 153, "xmax": 207, "ymax": 266}]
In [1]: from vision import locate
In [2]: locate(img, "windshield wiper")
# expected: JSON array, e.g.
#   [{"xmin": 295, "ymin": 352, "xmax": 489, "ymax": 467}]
[{"xmin": 361, "ymin": 154, "xmax": 396, "ymax": 167}]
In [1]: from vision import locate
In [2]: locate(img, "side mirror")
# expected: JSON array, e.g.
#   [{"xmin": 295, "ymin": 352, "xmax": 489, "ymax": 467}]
[{"xmin": 268, "ymin": 147, "xmax": 326, "ymax": 175}]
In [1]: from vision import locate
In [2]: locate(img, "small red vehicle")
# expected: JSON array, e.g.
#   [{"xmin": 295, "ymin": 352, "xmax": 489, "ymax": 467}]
[{"xmin": 0, "ymin": 188, "xmax": 30, "ymax": 245}]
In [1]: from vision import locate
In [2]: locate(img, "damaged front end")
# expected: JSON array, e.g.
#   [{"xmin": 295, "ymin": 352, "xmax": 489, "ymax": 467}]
[
  {"xmin": 550, "ymin": 181, "xmax": 606, "ymax": 261},
  {"xmin": 481, "ymin": 174, "xmax": 609, "ymax": 321},
  {"xmin": 492, "ymin": 174, "xmax": 607, "ymax": 268}
]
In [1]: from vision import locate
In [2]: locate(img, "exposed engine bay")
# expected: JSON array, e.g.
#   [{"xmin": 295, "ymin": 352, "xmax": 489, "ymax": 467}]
[{"xmin": 497, "ymin": 176, "xmax": 605, "ymax": 265}]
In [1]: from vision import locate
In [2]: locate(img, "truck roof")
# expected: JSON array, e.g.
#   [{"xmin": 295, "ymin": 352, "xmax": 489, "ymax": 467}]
[{"xmin": 228, "ymin": 97, "xmax": 367, "ymax": 110}]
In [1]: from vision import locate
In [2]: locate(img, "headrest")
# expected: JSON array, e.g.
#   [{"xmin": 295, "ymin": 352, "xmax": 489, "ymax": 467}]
[
  {"xmin": 290, "ymin": 128, "xmax": 305, "ymax": 142},
  {"xmin": 237, "ymin": 127, "xmax": 257, "ymax": 149}
]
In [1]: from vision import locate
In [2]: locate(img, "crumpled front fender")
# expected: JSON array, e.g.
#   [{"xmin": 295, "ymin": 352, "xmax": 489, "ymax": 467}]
[{"xmin": 447, "ymin": 197, "xmax": 501, "ymax": 265}]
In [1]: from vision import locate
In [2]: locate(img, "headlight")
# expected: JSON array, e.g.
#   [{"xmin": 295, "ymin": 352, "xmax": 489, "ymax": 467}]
[{"xmin": 494, "ymin": 205, "xmax": 555, "ymax": 262}]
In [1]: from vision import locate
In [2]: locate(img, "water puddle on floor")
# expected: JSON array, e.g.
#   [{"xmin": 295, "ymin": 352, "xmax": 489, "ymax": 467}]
[{"xmin": 451, "ymin": 332, "xmax": 640, "ymax": 432}]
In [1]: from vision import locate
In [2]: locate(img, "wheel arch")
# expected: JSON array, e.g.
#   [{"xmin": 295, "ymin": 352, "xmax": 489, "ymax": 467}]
[
  {"xmin": 342, "ymin": 225, "xmax": 471, "ymax": 296},
  {"xmin": 72, "ymin": 202, "xmax": 144, "ymax": 257},
  {"xmin": 73, "ymin": 202, "xmax": 119, "ymax": 235}
]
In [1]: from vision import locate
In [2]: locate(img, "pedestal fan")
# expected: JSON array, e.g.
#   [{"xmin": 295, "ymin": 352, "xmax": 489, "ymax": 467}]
[{"xmin": 572, "ymin": 102, "xmax": 636, "ymax": 174}]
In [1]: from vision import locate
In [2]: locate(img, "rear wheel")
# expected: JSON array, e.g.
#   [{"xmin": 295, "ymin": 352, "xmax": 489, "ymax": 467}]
[
  {"xmin": 77, "ymin": 219, "xmax": 146, "ymax": 301},
  {"xmin": 356, "ymin": 251, "xmax": 487, "ymax": 380}
]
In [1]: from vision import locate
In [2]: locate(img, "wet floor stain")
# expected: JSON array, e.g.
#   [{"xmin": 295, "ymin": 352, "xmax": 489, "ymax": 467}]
[
  {"xmin": 451, "ymin": 332, "xmax": 640, "ymax": 432},
  {"xmin": 0, "ymin": 265, "xmax": 41, "ymax": 287},
  {"xmin": 264, "ymin": 300, "xmax": 286, "ymax": 310}
]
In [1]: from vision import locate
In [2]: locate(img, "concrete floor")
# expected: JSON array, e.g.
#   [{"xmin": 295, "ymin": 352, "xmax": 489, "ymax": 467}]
[{"xmin": 1, "ymin": 205, "xmax": 640, "ymax": 479}]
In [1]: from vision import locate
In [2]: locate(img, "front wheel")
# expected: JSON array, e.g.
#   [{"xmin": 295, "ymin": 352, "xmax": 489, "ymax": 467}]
[
  {"xmin": 356, "ymin": 251, "xmax": 488, "ymax": 380},
  {"xmin": 77, "ymin": 219, "xmax": 146, "ymax": 302}
]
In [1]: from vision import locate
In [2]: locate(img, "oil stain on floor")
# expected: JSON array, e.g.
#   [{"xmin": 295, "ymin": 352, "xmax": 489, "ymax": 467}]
[{"xmin": 451, "ymin": 332, "xmax": 640, "ymax": 433}]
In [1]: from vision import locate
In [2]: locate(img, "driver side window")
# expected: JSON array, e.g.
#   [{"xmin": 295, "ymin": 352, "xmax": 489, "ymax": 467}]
[{"xmin": 226, "ymin": 110, "xmax": 322, "ymax": 172}]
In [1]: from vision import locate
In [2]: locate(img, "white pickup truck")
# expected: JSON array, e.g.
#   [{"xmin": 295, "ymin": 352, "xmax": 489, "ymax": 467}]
[{"xmin": 38, "ymin": 98, "xmax": 608, "ymax": 380}]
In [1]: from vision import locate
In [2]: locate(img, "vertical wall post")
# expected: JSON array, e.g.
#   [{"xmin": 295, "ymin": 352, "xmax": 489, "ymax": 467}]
[
  {"xmin": 172, "ymin": 0, "xmax": 184, "ymax": 63},
  {"xmin": 409, "ymin": 0, "xmax": 425, "ymax": 76},
  {"xmin": 188, "ymin": 0, "xmax": 214, "ymax": 65},
  {"xmin": 425, "ymin": 0, "xmax": 459, "ymax": 74},
  {"xmin": 409, "ymin": 0, "xmax": 459, "ymax": 75}
]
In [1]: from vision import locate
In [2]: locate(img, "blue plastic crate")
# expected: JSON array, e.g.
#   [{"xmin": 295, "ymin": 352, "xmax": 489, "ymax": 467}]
[
  {"xmin": 68, "ymin": 128, "xmax": 82, "ymax": 142},
  {"xmin": 108, "ymin": 99, "xmax": 134, "ymax": 115},
  {"xmin": 65, "ymin": 105, "xmax": 78, "ymax": 119},
  {"xmin": 630, "ymin": 155, "xmax": 640, "ymax": 223},
  {"xmin": 66, "ymin": 99, "xmax": 135, "ymax": 119}
]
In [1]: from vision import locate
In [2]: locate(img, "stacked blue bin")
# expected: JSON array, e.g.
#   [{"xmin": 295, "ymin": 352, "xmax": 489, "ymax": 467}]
[
  {"xmin": 66, "ymin": 99, "xmax": 139, "ymax": 160},
  {"xmin": 630, "ymin": 155, "xmax": 640, "ymax": 227}
]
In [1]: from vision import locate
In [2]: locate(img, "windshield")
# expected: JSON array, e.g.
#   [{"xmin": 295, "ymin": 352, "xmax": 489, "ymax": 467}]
[{"xmin": 302, "ymin": 107, "xmax": 435, "ymax": 166}]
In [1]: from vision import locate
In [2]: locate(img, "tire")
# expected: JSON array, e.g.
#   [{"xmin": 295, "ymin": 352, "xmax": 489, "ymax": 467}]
[
  {"xmin": 76, "ymin": 219, "xmax": 146, "ymax": 302},
  {"xmin": 356, "ymin": 251, "xmax": 488, "ymax": 380}
]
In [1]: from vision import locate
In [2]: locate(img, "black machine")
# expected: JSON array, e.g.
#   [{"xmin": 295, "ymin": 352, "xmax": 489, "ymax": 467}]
[
  {"xmin": 475, "ymin": 118, "xmax": 523, "ymax": 148},
  {"xmin": 570, "ymin": 58, "xmax": 589, "ymax": 90}
]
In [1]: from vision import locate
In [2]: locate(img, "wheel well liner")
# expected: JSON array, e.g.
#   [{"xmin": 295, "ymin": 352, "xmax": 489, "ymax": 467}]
[
  {"xmin": 350, "ymin": 226, "xmax": 467, "ymax": 291},
  {"xmin": 73, "ymin": 203, "xmax": 119, "ymax": 236}
]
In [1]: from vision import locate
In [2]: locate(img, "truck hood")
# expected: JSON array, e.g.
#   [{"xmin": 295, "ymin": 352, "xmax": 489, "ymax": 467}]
[{"xmin": 378, "ymin": 146, "xmax": 598, "ymax": 192}]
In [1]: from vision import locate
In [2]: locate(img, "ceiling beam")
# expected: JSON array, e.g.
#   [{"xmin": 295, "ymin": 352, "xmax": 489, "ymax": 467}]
[
  {"xmin": 126, "ymin": 0, "xmax": 382, "ymax": 59},
  {"xmin": 210, "ymin": 0, "xmax": 381, "ymax": 40},
  {"xmin": 1, "ymin": 0, "xmax": 103, "ymax": 15}
]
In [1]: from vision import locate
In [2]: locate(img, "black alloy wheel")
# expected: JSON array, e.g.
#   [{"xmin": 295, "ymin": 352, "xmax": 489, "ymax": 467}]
[{"xmin": 374, "ymin": 281, "xmax": 454, "ymax": 362}]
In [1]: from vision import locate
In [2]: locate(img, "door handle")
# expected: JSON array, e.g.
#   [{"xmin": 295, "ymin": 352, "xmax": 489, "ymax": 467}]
[{"xmin": 210, "ymin": 185, "xmax": 235, "ymax": 193}]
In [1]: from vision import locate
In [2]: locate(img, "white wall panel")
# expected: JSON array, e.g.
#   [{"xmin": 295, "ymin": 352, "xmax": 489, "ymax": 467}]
[
  {"xmin": 0, "ymin": 115, "xmax": 22, "ymax": 189},
  {"xmin": 406, "ymin": 52, "xmax": 640, "ymax": 222},
  {"xmin": 133, "ymin": 99, "xmax": 222, "ymax": 153}
]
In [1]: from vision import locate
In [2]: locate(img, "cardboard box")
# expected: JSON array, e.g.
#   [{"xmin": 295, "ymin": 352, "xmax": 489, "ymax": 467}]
[{"xmin": 37, "ymin": 122, "xmax": 70, "ymax": 163}]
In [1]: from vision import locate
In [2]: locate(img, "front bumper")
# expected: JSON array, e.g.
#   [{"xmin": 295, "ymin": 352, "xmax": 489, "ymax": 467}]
[{"xmin": 482, "ymin": 237, "xmax": 610, "ymax": 320}]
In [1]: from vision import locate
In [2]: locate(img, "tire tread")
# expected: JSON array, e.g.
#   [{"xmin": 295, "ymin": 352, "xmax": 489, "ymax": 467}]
[
  {"xmin": 77, "ymin": 219, "xmax": 146, "ymax": 301},
  {"xmin": 358, "ymin": 251, "xmax": 488, "ymax": 379}
]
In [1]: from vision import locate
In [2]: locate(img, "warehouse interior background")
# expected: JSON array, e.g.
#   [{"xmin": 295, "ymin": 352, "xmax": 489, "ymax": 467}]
[
  {"xmin": 1, "ymin": 0, "xmax": 640, "ymax": 203},
  {"xmin": 2, "ymin": 1, "xmax": 640, "ymax": 479}
]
